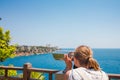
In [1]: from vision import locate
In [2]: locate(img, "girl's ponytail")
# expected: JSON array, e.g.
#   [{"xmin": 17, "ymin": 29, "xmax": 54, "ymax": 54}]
[{"xmin": 87, "ymin": 57, "xmax": 100, "ymax": 70}]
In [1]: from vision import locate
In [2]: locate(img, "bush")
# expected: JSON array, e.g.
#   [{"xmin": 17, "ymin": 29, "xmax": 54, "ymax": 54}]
[
  {"xmin": 18, "ymin": 71, "xmax": 45, "ymax": 80},
  {"xmin": 0, "ymin": 64, "xmax": 45, "ymax": 80},
  {"xmin": 30, "ymin": 72, "xmax": 45, "ymax": 80},
  {"xmin": 0, "ymin": 64, "xmax": 17, "ymax": 77}
]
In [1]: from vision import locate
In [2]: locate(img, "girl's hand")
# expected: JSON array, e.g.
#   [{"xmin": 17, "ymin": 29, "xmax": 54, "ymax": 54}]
[{"xmin": 64, "ymin": 54, "xmax": 72, "ymax": 70}]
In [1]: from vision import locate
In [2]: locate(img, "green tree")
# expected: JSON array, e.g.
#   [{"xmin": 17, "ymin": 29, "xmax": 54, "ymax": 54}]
[{"xmin": 0, "ymin": 27, "xmax": 16, "ymax": 62}]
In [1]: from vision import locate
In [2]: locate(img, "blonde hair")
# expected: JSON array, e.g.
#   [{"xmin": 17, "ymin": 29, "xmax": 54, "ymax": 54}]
[{"xmin": 74, "ymin": 45, "xmax": 100, "ymax": 71}]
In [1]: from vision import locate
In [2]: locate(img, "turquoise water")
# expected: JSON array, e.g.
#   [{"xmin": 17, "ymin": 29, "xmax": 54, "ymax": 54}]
[
  {"xmin": 93, "ymin": 49, "xmax": 120, "ymax": 74},
  {"xmin": 0, "ymin": 54, "xmax": 65, "ymax": 70},
  {"xmin": 0, "ymin": 48, "xmax": 120, "ymax": 79}
]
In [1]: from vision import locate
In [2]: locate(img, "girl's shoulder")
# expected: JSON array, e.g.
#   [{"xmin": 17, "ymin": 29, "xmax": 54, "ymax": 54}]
[{"xmin": 72, "ymin": 67, "xmax": 108, "ymax": 80}]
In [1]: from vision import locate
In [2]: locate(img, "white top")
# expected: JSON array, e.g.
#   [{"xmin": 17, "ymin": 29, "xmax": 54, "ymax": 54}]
[{"xmin": 68, "ymin": 67, "xmax": 108, "ymax": 80}]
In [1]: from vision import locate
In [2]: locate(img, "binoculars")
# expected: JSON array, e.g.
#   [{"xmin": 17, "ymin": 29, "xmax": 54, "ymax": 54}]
[{"xmin": 52, "ymin": 52, "xmax": 74, "ymax": 60}]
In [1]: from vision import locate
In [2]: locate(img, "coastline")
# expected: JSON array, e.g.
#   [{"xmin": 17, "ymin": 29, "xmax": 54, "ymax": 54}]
[
  {"xmin": 15, "ymin": 45, "xmax": 59, "ymax": 56},
  {"xmin": 15, "ymin": 52, "xmax": 49, "ymax": 56}
]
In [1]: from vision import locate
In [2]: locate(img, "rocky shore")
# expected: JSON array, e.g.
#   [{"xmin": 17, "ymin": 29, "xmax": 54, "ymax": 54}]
[{"xmin": 15, "ymin": 45, "xmax": 59, "ymax": 56}]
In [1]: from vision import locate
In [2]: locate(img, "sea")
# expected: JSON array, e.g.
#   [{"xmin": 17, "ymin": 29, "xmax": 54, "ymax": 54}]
[{"xmin": 0, "ymin": 48, "xmax": 120, "ymax": 79}]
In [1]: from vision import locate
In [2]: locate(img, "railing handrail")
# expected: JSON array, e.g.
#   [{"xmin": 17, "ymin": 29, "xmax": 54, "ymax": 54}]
[
  {"xmin": 108, "ymin": 73, "xmax": 120, "ymax": 79},
  {"xmin": 0, "ymin": 63, "xmax": 59, "ymax": 80},
  {"xmin": 0, "ymin": 66, "xmax": 58, "ymax": 73},
  {"xmin": 0, "ymin": 66, "xmax": 23, "ymax": 70},
  {"xmin": 0, "ymin": 64, "xmax": 120, "ymax": 80}
]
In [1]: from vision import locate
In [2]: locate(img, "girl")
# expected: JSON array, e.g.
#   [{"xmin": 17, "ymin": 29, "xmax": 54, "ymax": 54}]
[{"xmin": 64, "ymin": 45, "xmax": 108, "ymax": 80}]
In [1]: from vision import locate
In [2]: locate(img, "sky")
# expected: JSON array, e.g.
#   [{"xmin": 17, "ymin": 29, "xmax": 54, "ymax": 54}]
[{"xmin": 0, "ymin": 0, "xmax": 120, "ymax": 48}]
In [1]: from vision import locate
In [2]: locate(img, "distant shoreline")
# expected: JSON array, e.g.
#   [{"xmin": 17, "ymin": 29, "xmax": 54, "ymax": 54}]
[
  {"xmin": 15, "ymin": 45, "xmax": 59, "ymax": 56},
  {"xmin": 15, "ymin": 52, "xmax": 45, "ymax": 56}
]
